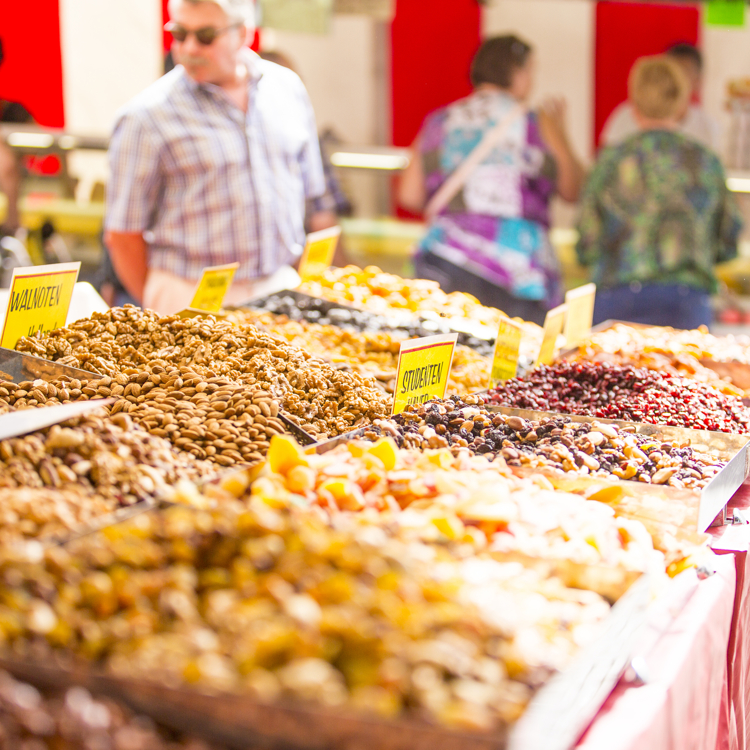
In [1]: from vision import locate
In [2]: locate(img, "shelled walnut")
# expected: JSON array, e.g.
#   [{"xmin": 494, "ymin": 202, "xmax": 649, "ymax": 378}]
[
  {"xmin": 15, "ymin": 306, "xmax": 391, "ymax": 439},
  {"xmin": 226, "ymin": 308, "xmax": 492, "ymax": 396}
]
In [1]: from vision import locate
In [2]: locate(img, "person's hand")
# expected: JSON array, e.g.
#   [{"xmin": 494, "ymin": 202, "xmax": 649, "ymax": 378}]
[
  {"xmin": 538, "ymin": 97, "xmax": 571, "ymax": 154},
  {"xmin": 308, "ymin": 210, "xmax": 338, "ymax": 233}
]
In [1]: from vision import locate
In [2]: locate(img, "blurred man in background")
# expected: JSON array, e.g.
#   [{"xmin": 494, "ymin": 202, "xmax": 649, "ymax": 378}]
[
  {"xmin": 104, "ymin": 0, "xmax": 328, "ymax": 314},
  {"xmin": 601, "ymin": 43, "xmax": 721, "ymax": 153}
]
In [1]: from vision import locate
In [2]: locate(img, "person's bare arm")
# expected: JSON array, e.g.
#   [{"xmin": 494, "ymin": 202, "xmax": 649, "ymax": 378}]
[
  {"xmin": 397, "ymin": 137, "xmax": 426, "ymax": 213},
  {"xmin": 538, "ymin": 98, "xmax": 586, "ymax": 203},
  {"xmin": 0, "ymin": 141, "xmax": 21, "ymax": 233},
  {"xmin": 104, "ymin": 231, "xmax": 148, "ymax": 303}
]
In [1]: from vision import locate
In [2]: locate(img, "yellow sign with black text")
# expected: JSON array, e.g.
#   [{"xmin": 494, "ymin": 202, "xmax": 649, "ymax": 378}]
[
  {"xmin": 392, "ymin": 333, "xmax": 457, "ymax": 415},
  {"xmin": 563, "ymin": 283, "xmax": 596, "ymax": 347},
  {"xmin": 536, "ymin": 304, "xmax": 568, "ymax": 366},
  {"xmin": 0, "ymin": 262, "xmax": 80, "ymax": 350},
  {"xmin": 298, "ymin": 226, "xmax": 342, "ymax": 281},
  {"xmin": 190, "ymin": 262, "xmax": 239, "ymax": 313},
  {"xmin": 488, "ymin": 317, "xmax": 522, "ymax": 387}
]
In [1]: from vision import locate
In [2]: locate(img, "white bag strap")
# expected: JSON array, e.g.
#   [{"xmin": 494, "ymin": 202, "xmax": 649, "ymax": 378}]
[{"xmin": 424, "ymin": 103, "xmax": 526, "ymax": 221}]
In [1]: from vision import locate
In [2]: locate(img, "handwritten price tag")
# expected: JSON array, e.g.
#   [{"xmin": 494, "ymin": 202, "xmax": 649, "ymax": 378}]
[
  {"xmin": 190, "ymin": 262, "xmax": 239, "ymax": 313},
  {"xmin": 0, "ymin": 262, "xmax": 80, "ymax": 350},
  {"xmin": 536, "ymin": 304, "xmax": 568, "ymax": 366},
  {"xmin": 392, "ymin": 333, "xmax": 457, "ymax": 415},
  {"xmin": 563, "ymin": 283, "xmax": 596, "ymax": 347},
  {"xmin": 298, "ymin": 226, "xmax": 342, "ymax": 281},
  {"xmin": 488, "ymin": 317, "xmax": 522, "ymax": 387}
]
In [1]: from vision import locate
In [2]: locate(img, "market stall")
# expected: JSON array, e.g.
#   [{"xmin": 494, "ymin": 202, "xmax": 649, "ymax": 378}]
[{"xmin": 0, "ymin": 264, "xmax": 747, "ymax": 749}]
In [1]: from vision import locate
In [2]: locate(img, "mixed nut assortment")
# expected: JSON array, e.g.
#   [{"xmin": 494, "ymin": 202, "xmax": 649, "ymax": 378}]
[
  {"xmin": 485, "ymin": 361, "xmax": 750, "ymax": 434},
  {"xmin": 0, "ymin": 671, "xmax": 227, "ymax": 749},
  {"xmin": 360, "ymin": 397, "xmax": 723, "ymax": 490},
  {"xmin": 0, "ymin": 411, "xmax": 214, "ymax": 505},
  {"xmin": 15, "ymin": 306, "xmax": 392, "ymax": 440},
  {"xmin": 226, "ymin": 308, "xmax": 492, "ymax": 396}
]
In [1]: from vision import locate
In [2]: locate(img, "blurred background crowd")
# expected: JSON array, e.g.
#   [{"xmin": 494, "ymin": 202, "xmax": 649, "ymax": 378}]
[{"xmin": 2, "ymin": 0, "xmax": 750, "ymax": 329}]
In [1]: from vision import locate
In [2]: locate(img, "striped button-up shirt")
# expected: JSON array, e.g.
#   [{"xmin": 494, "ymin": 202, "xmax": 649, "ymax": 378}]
[{"xmin": 105, "ymin": 49, "xmax": 326, "ymax": 282}]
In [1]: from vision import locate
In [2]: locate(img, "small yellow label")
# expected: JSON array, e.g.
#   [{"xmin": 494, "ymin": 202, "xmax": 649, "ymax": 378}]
[
  {"xmin": 536, "ymin": 303, "xmax": 568, "ymax": 366},
  {"xmin": 392, "ymin": 333, "xmax": 457, "ymax": 415},
  {"xmin": 563, "ymin": 283, "xmax": 596, "ymax": 346},
  {"xmin": 298, "ymin": 226, "xmax": 342, "ymax": 281},
  {"xmin": 488, "ymin": 317, "xmax": 522, "ymax": 387},
  {"xmin": 190, "ymin": 262, "xmax": 239, "ymax": 313},
  {"xmin": 1, "ymin": 262, "xmax": 80, "ymax": 349}
]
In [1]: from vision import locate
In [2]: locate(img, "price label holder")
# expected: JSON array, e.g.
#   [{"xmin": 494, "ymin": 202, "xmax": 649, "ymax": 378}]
[
  {"xmin": 298, "ymin": 226, "xmax": 342, "ymax": 281},
  {"xmin": 488, "ymin": 317, "xmax": 522, "ymax": 387},
  {"xmin": 392, "ymin": 333, "xmax": 457, "ymax": 415},
  {"xmin": 563, "ymin": 283, "xmax": 596, "ymax": 347},
  {"xmin": 0, "ymin": 262, "xmax": 80, "ymax": 350},
  {"xmin": 189, "ymin": 262, "xmax": 239, "ymax": 313},
  {"xmin": 536, "ymin": 303, "xmax": 568, "ymax": 366}
]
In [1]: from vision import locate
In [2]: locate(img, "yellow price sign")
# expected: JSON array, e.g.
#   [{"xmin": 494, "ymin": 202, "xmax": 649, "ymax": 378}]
[
  {"xmin": 0, "ymin": 262, "xmax": 80, "ymax": 350},
  {"xmin": 536, "ymin": 304, "xmax": 568, "ymax": 366},
  {"xmin": 392, "ymin": 333, "xmax": 457, "ymax": 415},
  {"xmin": 298, "ymin": 226, "xmax": 342, "ymax": 281},
  {"xmin": 189, "ymin": 262, "xmax": 239, "ymax": 313},
  {"xmin": 488, "ymin": 317, "xmax": 522, "ymax": 387},
  {"xmin": 563, "ymin": 283, "xmax": 596, "ymax": 347}
]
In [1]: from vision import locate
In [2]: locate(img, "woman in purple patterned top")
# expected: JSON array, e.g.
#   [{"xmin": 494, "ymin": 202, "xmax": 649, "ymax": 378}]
[{"xmin": 399, "ymin": 35, "xmax": 585, "ymax": 324}]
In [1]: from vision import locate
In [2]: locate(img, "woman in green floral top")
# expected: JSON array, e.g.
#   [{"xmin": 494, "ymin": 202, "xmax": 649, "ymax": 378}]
[{"xmin": 577, "ymin": 55, "xmax": 741, "ymax": 328}]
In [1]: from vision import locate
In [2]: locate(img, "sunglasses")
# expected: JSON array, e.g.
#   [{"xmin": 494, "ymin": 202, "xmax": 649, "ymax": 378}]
[{"xmin": 165, "ymin": 21, "xmax": 241, "ymax": 45}]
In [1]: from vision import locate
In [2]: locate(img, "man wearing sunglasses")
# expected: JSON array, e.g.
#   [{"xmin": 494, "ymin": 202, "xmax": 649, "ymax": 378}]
[{"xmin": 104, "ymin": 0, "xmax": 329, "ymax": 314}]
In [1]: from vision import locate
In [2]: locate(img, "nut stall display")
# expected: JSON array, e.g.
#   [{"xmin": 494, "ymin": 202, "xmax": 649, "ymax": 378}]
[
  {"xmin": 225, "ymin": 307, "xmax": 492, "ymax": 395},
  {"xmin": 0, "ymin": 408, "xmax": 215, "ymax": 544},
  {"xmin": 355, "ymin": 397, "xmax": 725, "ymax": 490},
  {"xmin": 13, "ymin": 305, "xmax": 392, "ymax": 443},
  {"xmin": 0, "ymin": 292, "xmax": 739, "ymax": 750}
]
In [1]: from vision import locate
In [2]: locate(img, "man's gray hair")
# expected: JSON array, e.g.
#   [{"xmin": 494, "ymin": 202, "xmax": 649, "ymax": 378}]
[{"xmin": 168, "ymin": 0, "xmax": 255, "ymax": 26}]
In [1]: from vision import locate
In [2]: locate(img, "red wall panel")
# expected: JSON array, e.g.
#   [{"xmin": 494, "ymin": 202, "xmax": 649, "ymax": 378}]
[
  {"xmin": 594, "ymin": 1, "xmax": 699, "ymax": 149},
  {"xmin": 0, "ymin": 0, "xmax": 65, "ymax": 127},
  {"xmin": 391, "ymin": 0, "xmax": 481, "ymax": 148}
]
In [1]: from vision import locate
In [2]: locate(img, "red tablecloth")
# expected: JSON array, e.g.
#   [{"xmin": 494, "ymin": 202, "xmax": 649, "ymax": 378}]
[
  {"xmin": 576, "ymin": 555, "xmax": 736, "ymax": 750},
  {"xmin": 711, "ymin": 484, "xmax": 750, "ymax": 750}
]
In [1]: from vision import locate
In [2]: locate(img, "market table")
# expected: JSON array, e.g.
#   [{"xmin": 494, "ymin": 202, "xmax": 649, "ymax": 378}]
[
  {"xmin": 575, "ymin": 555, "xmax": 736, "ymax": 750},
  {"xmin": 711, "ymin": 484, "xmax": 750, "ymax": 750}
]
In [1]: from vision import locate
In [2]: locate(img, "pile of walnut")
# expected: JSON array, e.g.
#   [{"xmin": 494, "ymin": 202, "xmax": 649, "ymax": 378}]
[
  {"xmin": 13, "ymin": 306, "xmax": 392, "ymax": 447},
  {"xmin": 226, "ymin": 307, "xmax": 492, "ymax": 396}
]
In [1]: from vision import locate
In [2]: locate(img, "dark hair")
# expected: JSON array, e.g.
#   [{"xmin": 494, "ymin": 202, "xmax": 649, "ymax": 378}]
[
  {"xmin": 667, "ymin": 43, "xmax": 702, "ymax": 71},
  {"xmin": 470, "ymin": 35, "xmax": 532, "ymax": 89}
]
